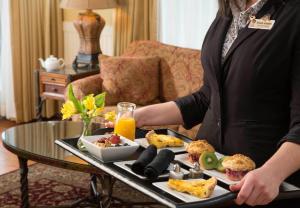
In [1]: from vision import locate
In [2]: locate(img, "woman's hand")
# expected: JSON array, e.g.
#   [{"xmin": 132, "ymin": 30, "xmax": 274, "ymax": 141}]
[
  {"xmin": 230, "ymin": 166, "xmax": 282, "ymax": 206},
  {"xmin": 230, "ymin": 142, "xmax": 300, "ymax": 206}
]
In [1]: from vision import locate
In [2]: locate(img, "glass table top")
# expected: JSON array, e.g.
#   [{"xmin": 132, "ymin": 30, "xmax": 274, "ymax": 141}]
[{"xmin": 1, "ymin": 121, "xmax": 85, "ymax": 163}]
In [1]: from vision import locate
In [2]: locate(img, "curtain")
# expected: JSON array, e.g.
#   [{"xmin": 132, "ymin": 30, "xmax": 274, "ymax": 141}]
[
  {"xmin": 0, "ymin": 0, "xmax": 16, "ymax": 119},
  {"xmin": 10, "ymin": 0, "xmax": 64, "ymax": 123},
  {"xmin": 159, "ymin": 0, "xmax": 218, "ymax": 50},
  {"xmin": 114, "ymin": 0, "xmax": 158, "ymax": 56}
]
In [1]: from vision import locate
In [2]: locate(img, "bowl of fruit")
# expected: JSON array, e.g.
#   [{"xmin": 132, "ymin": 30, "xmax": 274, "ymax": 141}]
[{"xmin": 81, "ymin": 134, "xmax": 140, "ymax": 162}]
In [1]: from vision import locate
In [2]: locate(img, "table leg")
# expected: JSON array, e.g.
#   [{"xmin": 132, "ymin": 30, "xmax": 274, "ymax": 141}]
[
  {"xmin": 36, "ymin": 98, "xmax": 45, "ymax": 121},
  {"xmin": 18, "ymin": 157, "xmax": 29, "ymax": 208},
  {"xmin": 96, "ymin": 174, "xmax": 115, "ymax": 208},
  {"xmin": 90, "ymin": 174, "xmax": 100, "ymax": 203}
]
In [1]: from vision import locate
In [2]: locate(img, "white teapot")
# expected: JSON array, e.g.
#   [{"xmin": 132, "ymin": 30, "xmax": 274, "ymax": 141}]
[{"xmin": 39, "ymin": 55, "xmax": 65, "ymax": 71}]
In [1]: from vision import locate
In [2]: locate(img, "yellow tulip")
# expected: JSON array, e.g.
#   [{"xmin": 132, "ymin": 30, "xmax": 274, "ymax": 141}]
[
  {"xmin": 104, "ymin": 111, "xmax": 116, "ymax": 122},
  {"xmin": 83, "ymin": 95, "xmax": 96, "ymax": 111},
  {"xmin": 92, "ymin": 107, "xmax": 104, "ymax": 117},
  {"xmin": 61, "ymin": 101, "xmax": 77, "ymax": 120}
]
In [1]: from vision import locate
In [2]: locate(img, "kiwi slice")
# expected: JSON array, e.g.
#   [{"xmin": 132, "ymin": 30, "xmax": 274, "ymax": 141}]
[
  {"xmin": 199, "ymin": 151, "xmax": 218, "ymax": 170},
  {"xmin": 216, "ymin": 156, "xmax": 229, "ymax": 173}
]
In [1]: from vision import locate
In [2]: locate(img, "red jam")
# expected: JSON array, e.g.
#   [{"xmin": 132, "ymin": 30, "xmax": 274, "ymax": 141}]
[
  {"xmin": 188, "ymin": 154, "xmax": 200, "ymax": 163},
  {"xmin": 225, "ymin": 169, "xmax": 248, "ymax": 181}
]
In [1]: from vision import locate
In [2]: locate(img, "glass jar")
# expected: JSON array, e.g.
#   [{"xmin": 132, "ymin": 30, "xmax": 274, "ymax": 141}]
[{"xmin": 114, "ymin": 102, "xmax": 136, "ymax": 140}]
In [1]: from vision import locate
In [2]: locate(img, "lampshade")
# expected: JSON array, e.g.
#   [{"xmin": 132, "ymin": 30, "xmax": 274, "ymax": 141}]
[{"xmin": 60, "ymin": 0, "xmax": 118, "ymax": 10}]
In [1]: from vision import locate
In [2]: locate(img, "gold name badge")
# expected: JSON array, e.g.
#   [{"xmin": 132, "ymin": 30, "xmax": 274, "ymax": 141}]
[{"xmin": 248, "ymin": 15, "xmax": 275, "ymax": 30}]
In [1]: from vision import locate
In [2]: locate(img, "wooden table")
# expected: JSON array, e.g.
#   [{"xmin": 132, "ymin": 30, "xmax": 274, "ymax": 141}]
[
  {"xmin": 36, "ymin": 66, "xmax": 100, "ymax": 120},
  {"xmin": 1, "ymin": 121, "xmax": 103, "ymax": 208}
]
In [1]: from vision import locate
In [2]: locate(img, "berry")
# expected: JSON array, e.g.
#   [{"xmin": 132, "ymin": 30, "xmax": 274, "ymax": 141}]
[
  {"xmin": 98, "ymin": 137, "xmax": 108, "ymax": 143},
  {"xmin": 110, "ymin": 135, "xmax": 121, "ymax": 144}
]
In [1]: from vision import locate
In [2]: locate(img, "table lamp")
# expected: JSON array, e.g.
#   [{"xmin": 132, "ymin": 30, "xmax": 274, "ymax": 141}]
[{"xmin": 60, "ymin": 0, "xmax": 118, "ymax": 69}]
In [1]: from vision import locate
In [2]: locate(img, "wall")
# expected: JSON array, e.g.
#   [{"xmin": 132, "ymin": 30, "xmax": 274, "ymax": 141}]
[{"xmin": 63, "ymin": 9, "xmax": 115, "ymax": 64}]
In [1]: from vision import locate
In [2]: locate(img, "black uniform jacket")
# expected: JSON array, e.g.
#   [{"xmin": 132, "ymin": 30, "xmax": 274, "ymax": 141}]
[{"xmin": 175, "ymin": 0, "xmax": 300, "ymax": 186}]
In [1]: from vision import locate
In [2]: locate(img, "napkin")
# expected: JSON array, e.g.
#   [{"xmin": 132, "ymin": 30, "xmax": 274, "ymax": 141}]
[
  {"xmin": 131, "ymin": 145, "xmax": 157, "ymax": 175},
  {"xmin": 144, "ymin": 149, "xmax": 175, "ymax": 180}
]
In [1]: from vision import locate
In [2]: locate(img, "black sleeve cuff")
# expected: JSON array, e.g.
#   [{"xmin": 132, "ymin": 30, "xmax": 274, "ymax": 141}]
[
  {"xmin": 174, "ymin": 95, "xmax": 205, "ymax": 130},
  {"xmin": 278, "ymin": 134, "xmax": 300, "ymax": 147}
]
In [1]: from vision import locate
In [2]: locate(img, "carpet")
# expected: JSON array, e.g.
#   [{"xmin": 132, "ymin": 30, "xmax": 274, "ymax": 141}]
[{"xmin": 0, "ymin": 164, "xmax": 166, "ymax": 207}]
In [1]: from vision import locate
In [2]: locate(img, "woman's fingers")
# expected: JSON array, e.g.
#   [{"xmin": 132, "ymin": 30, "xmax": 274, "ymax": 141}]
[
  {"xmin": 229, "ymin": 178, "xmax": 245, "ymax": 192},
  {"xmin": 234, "ymin": 175, "xmax": 255, "ymax": 205}
]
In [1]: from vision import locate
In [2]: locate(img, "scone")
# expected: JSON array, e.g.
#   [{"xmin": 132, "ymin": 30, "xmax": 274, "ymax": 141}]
[
  {"xmin": 168, "ymin": 177, "xmax": 217, "ymax": 198},
  {"xmin": 186, "ymin": 140, "xmax": 215, "ymax": 163},
  {"xmin": 145, "ymin": 130, "xmax": 184, "ymax": 149},
  {"xmin": 222, "ymin": 154, "xmax": 256, "ymax": 181}
]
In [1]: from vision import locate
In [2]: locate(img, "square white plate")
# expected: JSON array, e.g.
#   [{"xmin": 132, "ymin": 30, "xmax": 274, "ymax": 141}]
[
  {"xmin": 175, "ymin": 152, "xmax": 238, "ymax": 185},
  {"xmin": 81, "ymin": 135, "xmax": 139, "ymax": 163},
  {"xmin": 135, "ymin": 138, "xmax": 188, "ymax": 153},
  {"xmin": 153, "ymin": 179, "xmax": 230, "ymax": 202},
  {"xmin": 114, "ymin": 160, "xmax": 189, "ymax": 180}
]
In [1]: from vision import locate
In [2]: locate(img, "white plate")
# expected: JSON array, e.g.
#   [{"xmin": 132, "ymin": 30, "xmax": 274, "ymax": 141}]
[
  {"xmin": 153, "ymin": 179, "xmax": 230, "ymax": 202},
  {"xmin": 175, "ymin": 152, "xmax": 238, "ymax": 185},
  {"xmin": 81, "ymin": 135, "xmax": 139, "ymax": 163},
  {"xmin": 135, "ymin": 138, "xmax": 188, "ymax": 153},
  {"xmin": 114, "ymin": 160, "xmax": 189, "ymax": 180}
]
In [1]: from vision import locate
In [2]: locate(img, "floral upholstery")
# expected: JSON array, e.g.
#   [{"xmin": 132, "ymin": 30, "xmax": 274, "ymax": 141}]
[
  {"xmin": 101, "ymin": 56, "xmax": 160, "ymax": 106},
  {"xmin": 67, "ymin": 74, "xmax": 103, "ymax": 100},
  {"xmin": 67, "ymin": 40, "xmax": 204, "ymax": 139},
  {"xmin": 122, "ymin": 41, "xmax": 203, "ymax": 101}
]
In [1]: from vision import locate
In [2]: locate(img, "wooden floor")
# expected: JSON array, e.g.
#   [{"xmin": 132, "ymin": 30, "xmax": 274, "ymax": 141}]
[{"xmin": 0, "ymin": 119, "xmax": 19, "ymax": 175}]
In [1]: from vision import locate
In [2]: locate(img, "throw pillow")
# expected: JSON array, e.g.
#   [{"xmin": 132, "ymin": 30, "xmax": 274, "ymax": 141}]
[{"xmin": 100, "ymin": 56, "xmax": 160, "ymax": 105}]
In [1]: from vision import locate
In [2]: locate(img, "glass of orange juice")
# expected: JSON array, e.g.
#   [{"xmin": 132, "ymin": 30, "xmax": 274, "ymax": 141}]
[{"xmin": 114, "ymin": 102, "xmax": 136, "ymax": 140}]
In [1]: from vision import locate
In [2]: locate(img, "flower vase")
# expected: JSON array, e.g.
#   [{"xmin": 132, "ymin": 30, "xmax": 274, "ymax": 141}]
[{"xmin": 77, "ymin": 120, "xmax": 92, "ymax": 151}]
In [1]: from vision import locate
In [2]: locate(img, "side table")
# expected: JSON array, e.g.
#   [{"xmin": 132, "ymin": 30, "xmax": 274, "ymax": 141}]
[{"xmin": 36, "ymin": 66, "xmax": 100, "ymax": 120}]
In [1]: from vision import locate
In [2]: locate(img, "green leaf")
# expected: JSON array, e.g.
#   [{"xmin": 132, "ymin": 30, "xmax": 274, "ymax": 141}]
[
  {"xmin": 95, "ymin": 92, "xmax": 106, "ymax": 108},
  {"xmin": 67, "ymin": 84, "xmax": 83, "ymax": 113}
]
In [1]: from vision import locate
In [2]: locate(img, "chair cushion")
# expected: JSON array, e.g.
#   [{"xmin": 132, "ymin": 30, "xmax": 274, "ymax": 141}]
[{"xmin": 100, "ymin": 56, "xmax": 160, "ymax": 105}]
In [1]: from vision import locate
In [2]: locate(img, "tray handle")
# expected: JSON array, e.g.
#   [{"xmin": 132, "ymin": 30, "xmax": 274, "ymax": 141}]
[{"xmin": 177, "ymin": 189, "xmax": 300, "ymax": 208}]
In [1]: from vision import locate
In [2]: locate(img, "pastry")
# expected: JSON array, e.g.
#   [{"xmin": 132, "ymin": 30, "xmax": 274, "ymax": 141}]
[
  {"xmin": 222, "ymin": 154, "xmax": 256, "ymax": 181},
  {"xmin": 145, "ymin": 130, "xmax": 184, "ymax": 149},
  {"xmin": 168, "ymin": 177, "xmax": 217, "ymax": 198},
  {"xmin": 186, "ymin": 140, "xmax": 215, "ymax": 163}
]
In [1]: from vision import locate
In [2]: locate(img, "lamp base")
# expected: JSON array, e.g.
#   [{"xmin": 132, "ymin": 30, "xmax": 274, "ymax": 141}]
[
  {"xmin": 72, "ymin": 53, "xmax": 99, "ymax": 69},
  {"xmin": 72, "ymin": 9, "xmax": 105, "ymax": 70}
]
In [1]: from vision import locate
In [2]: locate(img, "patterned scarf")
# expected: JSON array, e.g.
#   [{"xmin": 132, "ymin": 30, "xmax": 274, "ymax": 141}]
[{"xmin": 222, "ymin": 0, "xmax": 268, "ymax": 61}]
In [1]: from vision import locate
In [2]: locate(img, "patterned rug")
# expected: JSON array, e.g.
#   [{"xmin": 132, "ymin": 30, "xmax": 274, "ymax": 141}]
[{"xmin": 0, "ymin": 164, "xmax": 166, "ymax": 207}]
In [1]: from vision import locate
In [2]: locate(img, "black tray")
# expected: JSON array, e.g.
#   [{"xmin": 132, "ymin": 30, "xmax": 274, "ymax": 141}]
[{"xmin": 55, "ymin": 128, "xmax": 300, "ymax": 208}]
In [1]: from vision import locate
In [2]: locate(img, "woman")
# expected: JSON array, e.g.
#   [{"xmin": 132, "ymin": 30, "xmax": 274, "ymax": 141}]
[{"xmin": 134, "ymin": 0, "xmax": 300, "ymax": 207}]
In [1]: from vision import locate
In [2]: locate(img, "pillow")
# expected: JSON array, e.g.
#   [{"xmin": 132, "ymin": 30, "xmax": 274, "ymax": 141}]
[{"xmin": 100, "ymin": 56, "xmax": 160, "ymax": 105}]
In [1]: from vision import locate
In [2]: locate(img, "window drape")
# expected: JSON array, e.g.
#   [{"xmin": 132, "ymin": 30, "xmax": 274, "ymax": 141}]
[
  {"xmin": 10, "ymin": 0, "xmax": 64, "ymax": 123},
  {"xmin": 159, "ymin": 0, "xmax": 218, "ymax": 49},
  {"xmin": 0, "ymin": 0, "xmax": 16, "ymax": 119},
  {"xmin": 114, "ymin": 0, "xmax": 158, "ymax": 56}
]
